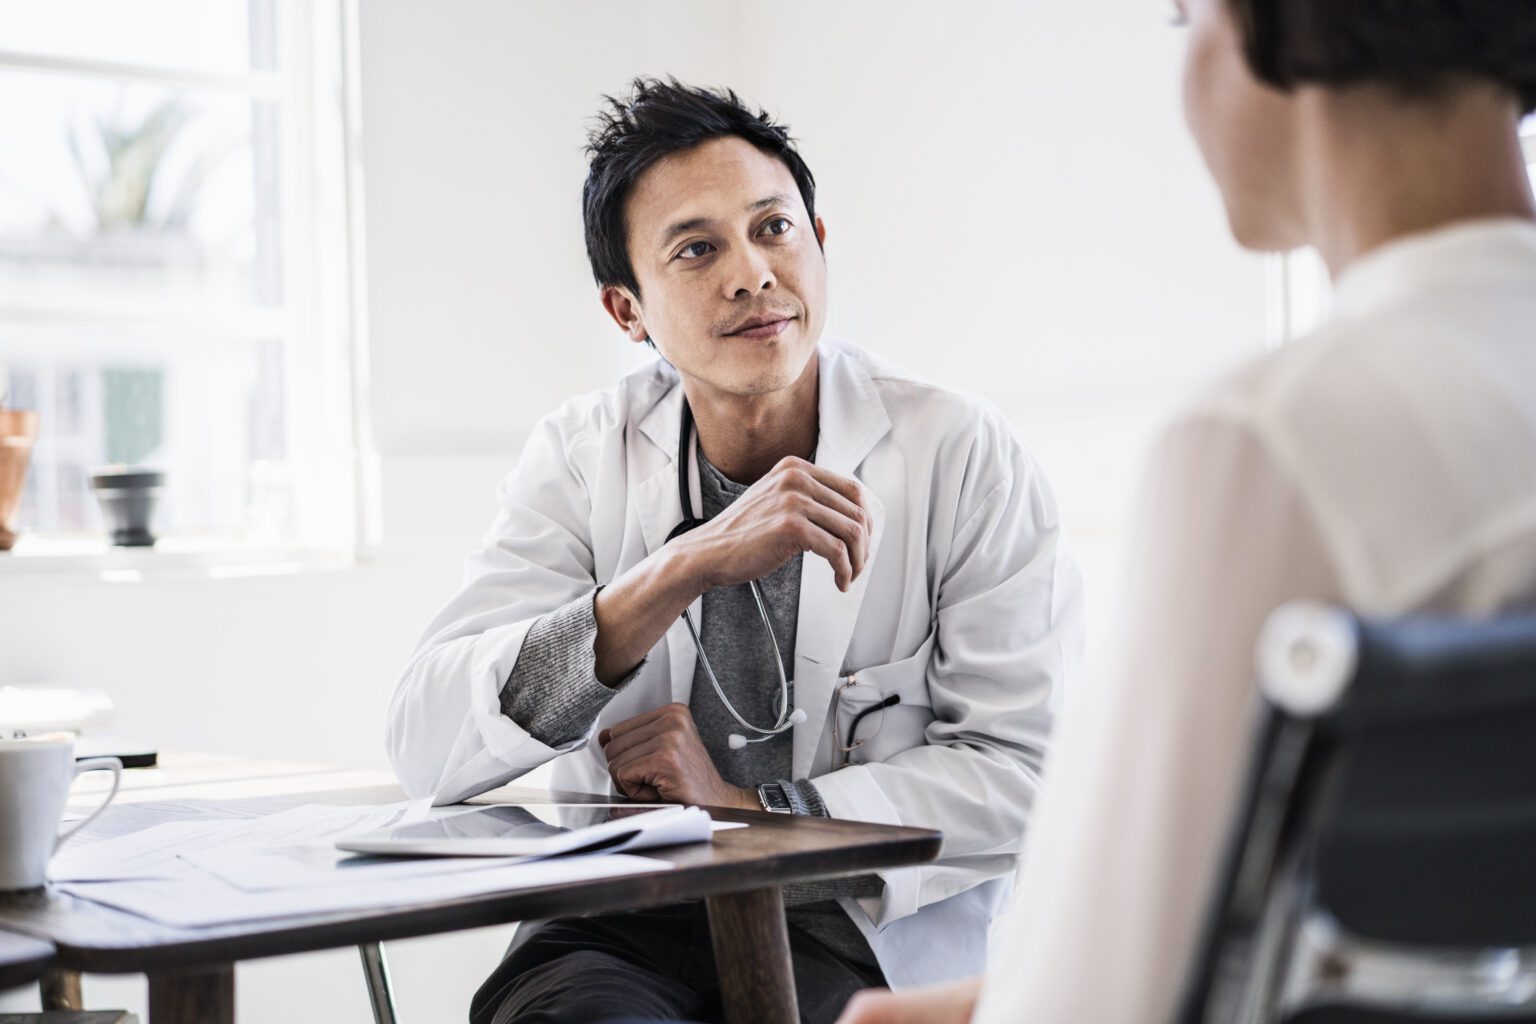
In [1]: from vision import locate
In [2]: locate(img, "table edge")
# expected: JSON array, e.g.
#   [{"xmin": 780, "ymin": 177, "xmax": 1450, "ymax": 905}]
[{"xmin": 38, "ymin": 829, "xmax": 942, "ymax": 974}]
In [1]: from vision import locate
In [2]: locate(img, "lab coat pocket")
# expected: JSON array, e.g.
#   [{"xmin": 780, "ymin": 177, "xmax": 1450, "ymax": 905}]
[{"xmin": 834, "ymin": 631, "xmax": 938, "ymax": 767}]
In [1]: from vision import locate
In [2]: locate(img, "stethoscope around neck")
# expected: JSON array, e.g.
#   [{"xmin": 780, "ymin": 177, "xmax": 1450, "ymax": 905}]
[{"xmin": 665, "ymin": 398, "xmax": 806, "ymax": 749}]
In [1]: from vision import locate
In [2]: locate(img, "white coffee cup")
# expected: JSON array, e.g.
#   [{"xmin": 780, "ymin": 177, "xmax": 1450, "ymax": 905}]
[{"xmin": 0, "ymin": 734, "xmax": 122, "ymax": 891}]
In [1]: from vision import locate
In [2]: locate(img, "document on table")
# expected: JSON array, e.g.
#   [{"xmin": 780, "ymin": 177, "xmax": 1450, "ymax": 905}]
[
  {"xmin": 183, "ymin": 836, "xmax": 524, "ymax": 891},
  {"xmin": 62, "ymin": 855, "xmax": 666, "ymax": 928},
  {"xmin": 50, "ymin": 799, "xmax": 679, "ymax": 929},
  {"xmin": 50, "ymin": 800, "xmax": 435, "ymax": 883},
  {"xmin": 191, "ymin": 804, "xmax": 728, "ymax": 890}
]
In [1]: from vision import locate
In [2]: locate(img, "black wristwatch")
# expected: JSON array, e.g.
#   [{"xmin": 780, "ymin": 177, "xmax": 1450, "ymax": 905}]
[{"xmin": 756, "ymin": 781, "xmax": 794, "ymax": 814}]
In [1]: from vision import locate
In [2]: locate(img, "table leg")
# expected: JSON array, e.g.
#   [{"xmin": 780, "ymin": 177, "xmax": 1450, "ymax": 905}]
[
  {"xmin": 40, "ymin": 968, "xmax": 82, "ymax": 1010},
  {"xmin": 706, "ymin": 886, "xmax": 799, "ymax": 1024},
  {"xmin": 148, "ymin": 962, "xmax": 235, "ymax": 1024}
]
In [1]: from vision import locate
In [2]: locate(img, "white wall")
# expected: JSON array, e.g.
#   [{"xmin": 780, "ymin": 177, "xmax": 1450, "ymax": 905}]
[
  {"xmin": 368, "ymin": 0, "xmax": 1266, "ymax": 521},
  {"xmin": 1, "ymin": 1, "xmax": 1266, "ymax": 1019},
  {"xmin": 720, "ymin": 0, "xmax": 1268, "ymax": 624}
]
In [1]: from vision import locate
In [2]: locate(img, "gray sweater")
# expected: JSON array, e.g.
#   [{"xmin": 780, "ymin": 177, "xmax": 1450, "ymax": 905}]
[{"xmin": 499, "ymin": 443, "xmax": 880, "ymax": 968}]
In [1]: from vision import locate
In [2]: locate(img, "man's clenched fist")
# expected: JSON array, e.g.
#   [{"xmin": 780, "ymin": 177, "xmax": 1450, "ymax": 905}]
[{"xmin": 599, "ymin": 703, "xmax": 758, "ymax": 810}]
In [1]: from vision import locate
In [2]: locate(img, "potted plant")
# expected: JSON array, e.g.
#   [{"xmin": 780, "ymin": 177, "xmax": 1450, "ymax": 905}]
[
  {"xmin": 89, "ymin": 467, "xmax": 165, "ymax": 547},
  {"xmin": 0, "ymin": 367, "xmax": 40, "ymax": 552}
]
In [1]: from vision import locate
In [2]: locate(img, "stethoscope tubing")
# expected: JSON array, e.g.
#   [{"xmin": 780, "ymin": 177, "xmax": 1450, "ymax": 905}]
[
  {"xmin": 672, "ymin": 398, "xmax": 798, "ymax": 742},
  {"xmin": 681, "ymin": 582, "xmax": 794, "ymax": 737}
]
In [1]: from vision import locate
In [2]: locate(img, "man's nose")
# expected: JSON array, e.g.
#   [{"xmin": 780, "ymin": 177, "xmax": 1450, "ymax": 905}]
[{"xmin": 723, "ymin": 244, "xmax": 775, "ymax": 299}]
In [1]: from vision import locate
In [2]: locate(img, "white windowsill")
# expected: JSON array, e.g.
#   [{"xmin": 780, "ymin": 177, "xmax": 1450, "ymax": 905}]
[{"xmin": 0, "ymin": 533, "xmax": 359, "ymax": 580}]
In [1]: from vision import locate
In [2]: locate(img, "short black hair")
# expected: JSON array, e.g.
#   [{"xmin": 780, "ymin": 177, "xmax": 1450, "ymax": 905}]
[
  {"xmin": 582, "ymin": 77, "xmax": 819, "ymax": 296},
  {"xmin": 1227, "ymin": 0, "xmax": 1536, "ymax": 113}
]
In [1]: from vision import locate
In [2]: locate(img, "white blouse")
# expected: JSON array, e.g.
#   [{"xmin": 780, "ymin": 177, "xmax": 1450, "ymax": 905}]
[{"xmin": 975, "ymin": 219, "xmax": 1536, "ymax": 1023}]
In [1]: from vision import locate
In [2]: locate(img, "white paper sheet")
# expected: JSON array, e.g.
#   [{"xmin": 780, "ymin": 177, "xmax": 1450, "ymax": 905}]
[
  {"xmin": 49, "ymin": 799, "xmax": 433, "ymax": 882},
  {"xmin": 182, "ymin": 842, "xmax": 532, "ymax": 891},
  {"xmin": 51, "ymin": 800, "xmax": 727, "ymax": 929},
  {"xmin": 185, "ymin": 805, "xmax": 722, "ymax": 891},
  {"xmin": 60, "ymin": 854, "xmax": 668, "ymax": 928}
]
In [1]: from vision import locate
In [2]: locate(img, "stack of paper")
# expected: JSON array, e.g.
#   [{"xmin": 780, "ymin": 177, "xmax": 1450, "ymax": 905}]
[
  {"xmin": 334, "ymin": 803, "xmax": 721, "ymax": 859},
  {"xmin": 52, "ymin": 801, "xmax": 686, "ymax": 929}
]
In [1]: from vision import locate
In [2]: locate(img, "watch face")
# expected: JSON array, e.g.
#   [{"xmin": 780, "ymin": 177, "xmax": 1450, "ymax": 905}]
[{"xmin": 760, "ymin": 784, "xmax": 792, "ymax": 812}]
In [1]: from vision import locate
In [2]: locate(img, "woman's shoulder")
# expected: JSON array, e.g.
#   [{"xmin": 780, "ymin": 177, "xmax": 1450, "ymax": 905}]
[{"xmin": 1179, "ymin": 302, "xmax": 1464, "ymax": 441}]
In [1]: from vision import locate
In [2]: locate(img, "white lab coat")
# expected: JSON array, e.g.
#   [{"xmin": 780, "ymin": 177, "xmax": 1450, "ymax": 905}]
[{"xmin": 387, "ymin": 337, "xmax": 1085, "ymax": 987}]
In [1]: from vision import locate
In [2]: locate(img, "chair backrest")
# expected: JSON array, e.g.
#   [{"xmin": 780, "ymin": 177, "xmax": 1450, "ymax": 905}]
[{"xmin": 1177, "ymin": 603, "xmax": 1536, "ymax": 1024}]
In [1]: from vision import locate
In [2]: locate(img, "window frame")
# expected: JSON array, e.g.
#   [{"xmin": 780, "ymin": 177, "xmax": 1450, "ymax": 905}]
[{"xmin": 0, "ymin": 0, "xmax": 376, "ymax": 579}]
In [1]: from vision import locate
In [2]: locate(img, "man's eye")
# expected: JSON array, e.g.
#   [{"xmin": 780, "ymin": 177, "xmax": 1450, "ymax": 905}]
[
  {"xmin": 761, "ymin": 217, "xmax": 792, "ymax": 236},
  {"xmin": 678, "ymin": 241, "xmax": 713, "ymax": 260}
]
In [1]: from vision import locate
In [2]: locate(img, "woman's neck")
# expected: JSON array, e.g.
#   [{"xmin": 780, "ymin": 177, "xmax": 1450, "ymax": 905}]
[{"xmin": 1298, "ymin": 81, "xmax": 1536, "ymax": 278}]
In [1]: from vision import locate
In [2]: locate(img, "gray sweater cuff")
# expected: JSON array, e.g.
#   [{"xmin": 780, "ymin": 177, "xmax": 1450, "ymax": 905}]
[
  {"xmin": 783, "ymin": 778, "xmax": 829, "ymax": 817},
  {"xmin": 783, "ymin": 874, "xmax": 885, "ymax": 903},
  {"xmin": 779, "ymin": 778, "xmax": 884, "ymax": 903},
  {"xmin": 499, "ymin": 588, "xmax": 645, "ymax": 746}
]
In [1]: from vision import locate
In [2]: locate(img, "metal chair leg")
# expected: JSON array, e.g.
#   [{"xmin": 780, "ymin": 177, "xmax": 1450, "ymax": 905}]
[
  {"xmin": 359, "ymin": 942, "xmax": 399, "ymax": 1024},
  {"xmin": 41, "ymin": 967, "xmax": 83, "ymax": 1010}
]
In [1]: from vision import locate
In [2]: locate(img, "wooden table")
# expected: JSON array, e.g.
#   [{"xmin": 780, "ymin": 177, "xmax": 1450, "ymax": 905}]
[
  {"xmin": 0, "ymin": 753, "xmax": 941, "ymax": 1024},
  {"xmin": 0, "ymin": 930, "xmax": 53, "ymax": 992}
]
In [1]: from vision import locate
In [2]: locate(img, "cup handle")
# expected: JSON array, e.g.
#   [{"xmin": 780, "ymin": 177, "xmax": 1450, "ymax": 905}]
[{"xmin": 55, "ymin": 756, "xmax": 123, "ymax": 854}]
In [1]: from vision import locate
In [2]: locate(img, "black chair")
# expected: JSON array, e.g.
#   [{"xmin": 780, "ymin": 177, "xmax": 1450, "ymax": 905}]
[{"xmin": 1178, "ymin": 602, "xmax": 1536, "ymax": 1024}]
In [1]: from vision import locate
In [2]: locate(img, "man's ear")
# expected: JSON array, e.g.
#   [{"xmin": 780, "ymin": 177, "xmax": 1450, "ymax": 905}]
[
  {"xmin": 814, "ymin": 216, "xmax": 827, "ymax": 248},
  {"xmin": 601, "ymin": 285, "xmax": 649, "ymax": 343}
]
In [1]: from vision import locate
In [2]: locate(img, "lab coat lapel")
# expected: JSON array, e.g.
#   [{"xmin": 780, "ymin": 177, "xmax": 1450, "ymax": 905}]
[
  {"xmin": 628, "ymin": 347, "xmax": 893, "ymax": 757},
  {"xmin": 792, "ymin": 347, "xmax": 891, "ymax": 780},
  {"xmin": 634, "ymin": 377, "xmax": 702, "ymax": 707}
]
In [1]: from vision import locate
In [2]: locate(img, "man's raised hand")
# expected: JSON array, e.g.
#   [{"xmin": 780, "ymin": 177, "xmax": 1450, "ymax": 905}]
[{"xmin": 674, "ymin": 456, "xmax": 873, "ymax": 593}]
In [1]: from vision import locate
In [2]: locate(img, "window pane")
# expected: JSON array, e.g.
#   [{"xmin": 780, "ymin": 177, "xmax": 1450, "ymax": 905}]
[
  {"xmin": 1524, "ymin": 114, "xmax": 1535, "ymax": 178},
  {"xmin": 4, "ymin": 326, "xmax": 289, "ymax": 538},
  {"xmin": 0, "ymin": 70, "xmax": 284, "ymax": 310},
  {"xmin": 1526, "ymin": 111, "xmax": 1535, "ymax": 192},
  {"xmin": 0, "ymin": 0, "xmax": 278, "ymax": 74}
]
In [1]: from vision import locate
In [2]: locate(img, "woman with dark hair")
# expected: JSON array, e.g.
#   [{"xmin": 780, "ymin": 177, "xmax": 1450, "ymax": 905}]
[{"xmin": 838, "ymin": 1, "xmax": 1536, "ymax": 1021}]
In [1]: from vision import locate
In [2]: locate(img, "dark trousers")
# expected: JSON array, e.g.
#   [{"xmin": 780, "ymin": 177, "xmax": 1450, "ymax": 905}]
[{"xmin": 469, "ymin": 901, "xmax": 884, "ymax": 1024}]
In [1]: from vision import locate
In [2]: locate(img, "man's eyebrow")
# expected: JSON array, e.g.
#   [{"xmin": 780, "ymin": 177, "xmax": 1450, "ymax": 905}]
[
  {"xmin": 657, "ymin": 194, "xmax": 794, "ymax": 248},
  {"xmin": 747, "ymin": 192, "xmax": 791, "ymax": 213},
  {"xmin": 659, "ymin": 216, "xmax": 710, "ymax": 248}
]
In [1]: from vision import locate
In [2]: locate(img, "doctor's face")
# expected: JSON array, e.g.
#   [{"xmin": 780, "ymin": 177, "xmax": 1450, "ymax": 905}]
[
  {"xmin": 1177, "ymin": 0, "xmax": 1307, "ymax": 250},
  {"xmin": 602, "ymin": 136, "xmax": 829, "ymax": 401}
]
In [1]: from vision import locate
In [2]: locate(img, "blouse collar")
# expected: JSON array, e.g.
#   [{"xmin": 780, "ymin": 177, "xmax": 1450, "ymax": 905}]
[{"xmin": 1329, "ymin": 217, "xmax": 1536, "ymax": 322}]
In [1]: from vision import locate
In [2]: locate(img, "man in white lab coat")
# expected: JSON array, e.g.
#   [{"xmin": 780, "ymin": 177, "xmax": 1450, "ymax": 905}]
[{"xmin": 387, "ymin": 77, "xmax": 1084, "ymax": 1024}]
